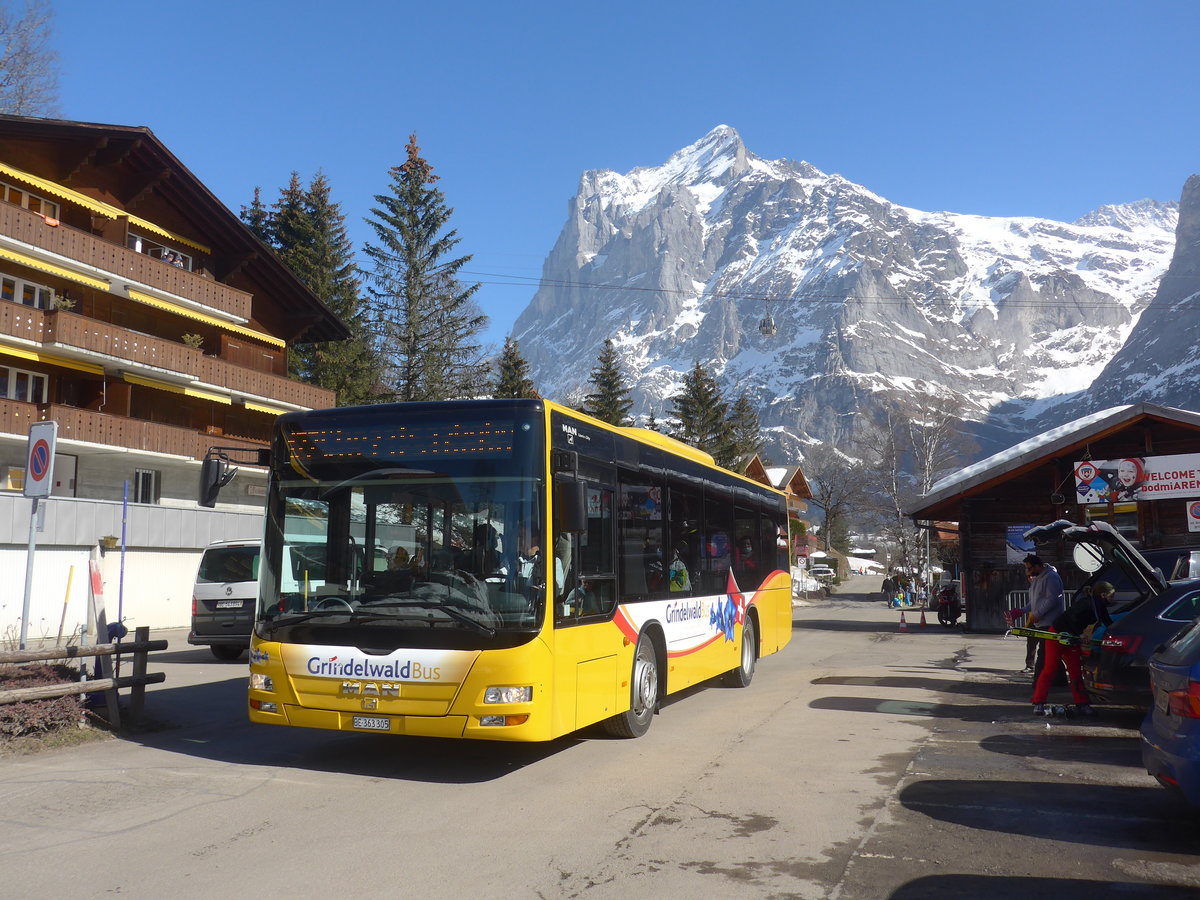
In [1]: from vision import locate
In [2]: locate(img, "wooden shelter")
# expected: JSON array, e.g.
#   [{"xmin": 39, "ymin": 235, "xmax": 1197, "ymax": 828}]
[{"xmin": 907, "ymin": 404, "xmax": 1200, "ymax": 631}]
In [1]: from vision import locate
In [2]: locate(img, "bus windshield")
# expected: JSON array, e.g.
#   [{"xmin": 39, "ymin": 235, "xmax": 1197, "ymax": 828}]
[{"xmin": 256, "ymin": 403, "xmax": 546, "ymax": 649}]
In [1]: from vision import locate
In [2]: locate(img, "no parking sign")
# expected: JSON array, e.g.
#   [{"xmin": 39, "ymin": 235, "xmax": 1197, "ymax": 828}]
[
  {"xmin": 24, "ymin": 421, "xmax": 57, "ymax": 499},
  {"xmin": 1188, "ymin": 500, "xmax": 1200, "ymax": 533}
]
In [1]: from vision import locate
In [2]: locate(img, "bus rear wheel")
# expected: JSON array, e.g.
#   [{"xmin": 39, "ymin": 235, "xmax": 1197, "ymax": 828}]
[
  {"xmin": 723, "ymin": 615, "xmax": 757, "ymax": 687},
  {"xmin": 602, "ymin": 634, "xmax": 658, "ymax": 738}
]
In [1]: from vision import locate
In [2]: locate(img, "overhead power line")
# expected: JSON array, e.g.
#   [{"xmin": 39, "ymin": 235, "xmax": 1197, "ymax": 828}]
[{"xmin": 458, "ymin": 268, "xmax": 1189, "ymax": 310}]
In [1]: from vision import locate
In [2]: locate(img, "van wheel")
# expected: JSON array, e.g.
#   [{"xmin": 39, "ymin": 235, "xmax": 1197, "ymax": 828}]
[
  {"xmin": 723, "ymin": 615, "xmax": 757, "ymax": 687},
  {"xmin": 602, "ymin": 634, "xmax": 658, "ymax": 738},
  {"xmin": 211, "ymin": 645, "xmax": 244, "ymax": 661}
]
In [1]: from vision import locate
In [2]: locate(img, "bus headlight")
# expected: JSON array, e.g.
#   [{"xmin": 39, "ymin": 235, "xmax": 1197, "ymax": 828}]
[
  {"xmin": 250, "ymin": 673, "xmax": 274, "ymax": 692},
  {"xmin": 484, "ymin": 686, "xmax": 532, "ymax": 704}
]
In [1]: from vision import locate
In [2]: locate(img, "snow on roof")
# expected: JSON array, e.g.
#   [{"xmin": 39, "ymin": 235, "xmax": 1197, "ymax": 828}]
[
  {"xmin": 912, "ymin": 402, "xmax": 1200, "ymax": 517},
  {"xmin": 925, "ymin": 405, "xmax": 1132, "ymax": 497}
]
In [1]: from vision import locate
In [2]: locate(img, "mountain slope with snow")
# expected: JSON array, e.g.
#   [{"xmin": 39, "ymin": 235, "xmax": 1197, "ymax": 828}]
[{"xmin": 512, "ymin": 126, "xmax": 1179, "ymax": 458}]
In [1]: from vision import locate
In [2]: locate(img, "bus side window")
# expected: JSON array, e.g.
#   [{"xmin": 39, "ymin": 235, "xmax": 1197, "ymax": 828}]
[
  {"xmin": 668, "ymin": 483, "xmax": 701, "ymax": 596},
  {"xmin": 703, "ymin": 490, "xmax": 732, "ymax": 594},
  {"xmin": 618, "ymin": 473, "xmax": 662, "ymax": 601},
  {"xmin": 732, "ymin": 505, "xmax": 759, "ymax": 587}
]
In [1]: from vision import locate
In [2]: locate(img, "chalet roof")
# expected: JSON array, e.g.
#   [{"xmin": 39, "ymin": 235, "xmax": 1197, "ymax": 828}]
[
  {"xmin": 769, "ymin": 464, "xmax": 813, "ymax": 501},
  {"xmin": 907, "ymin": 403, "xmax": 1200, "ymax": 520},
  {"xmin": 0, "ymin": 114, "xmax": 348, "ymax": 343}
]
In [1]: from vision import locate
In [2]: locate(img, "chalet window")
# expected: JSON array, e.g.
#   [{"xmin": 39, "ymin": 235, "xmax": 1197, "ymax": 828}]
[
  {"xmin": 0, "ymin": 181, "xmax": 60, "ymax": 219},
  {"xmin": 132, "ymin": 468, "xmax": 161, "ymax": 504},
  {"xmin": 0, "ymin": 365, "xmax": 48, "ymax": 403},
  {"xmin": 126, "ymin": 232, "xmax": 192, "ymax": 271},
  {"xmin": 1, "ymin": 273, "xmax": 54, "ymax": 309}
]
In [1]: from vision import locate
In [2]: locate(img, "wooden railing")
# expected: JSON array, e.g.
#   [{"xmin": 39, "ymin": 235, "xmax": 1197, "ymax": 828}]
[
  {"xmin": 44, "ymin": 402, "xmax": 267, "ymax": 461},
  {"xmin": 0, "ymin": 398, "xmax": 268, "ymax": 462},
  {"xmin": 0, "ymin": 203, "xmax": 252, "ymax": 318},
  {"xmin": 0, "ymin": 306, "xmax": 335, "ymax": 410},
  {"xmin": 0, "ymin": 626, "xmax": 167, "ymax": 728}
]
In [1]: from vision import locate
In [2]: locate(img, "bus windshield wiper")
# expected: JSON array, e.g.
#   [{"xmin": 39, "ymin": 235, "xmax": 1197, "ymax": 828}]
[
  {"xmin": 368, "ymin": 599, "xmax": 497, "ymax": 637},
  {"xmin": 262, "ymin": 608, "xmax": 401, "ymax": 634}
]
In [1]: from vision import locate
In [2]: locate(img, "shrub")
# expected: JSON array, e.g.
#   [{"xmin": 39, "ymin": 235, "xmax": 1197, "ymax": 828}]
[{"xmin": 0, "ymin": 664, "xmax": 84, "ymax": 738}]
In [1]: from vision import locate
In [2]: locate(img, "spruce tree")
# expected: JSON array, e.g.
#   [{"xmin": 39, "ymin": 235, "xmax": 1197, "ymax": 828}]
[
  {"xmin": 364, "ymin": 134, "xmax": 486, "ymax": 402},
  {"xmin": 583, "ymin": 339, "xmax": 634, "ymax": 426},
  {"xmin": 292, "ymin": 173, "xmax": 383, "ymax": 406},
  {"xmin": 494, "ymin": 337, "xmax": 537, "ymax": 399},
  {"xmin": 727, "ymin": 393, "xmax": 766, "ymax": 463},
  {"xmin": 240, "ymin": 187, "xmax": 272, "ymax": 244},
  {"xmin": 243, "ymin": 173, "xmax": 383, "ymax": 406},
  {"xmin": 669, "ymin": 361, "xmax": 734, "ymax": 464}
]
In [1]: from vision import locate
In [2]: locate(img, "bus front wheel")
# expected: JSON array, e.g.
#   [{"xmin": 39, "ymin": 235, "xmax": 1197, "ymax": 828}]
[
  {"xmin": 603, "ymin": 634, "xmax": 658, "ymax": 738},
  {"xmin": 723, "ymin": 614, "xmax": 757, "ymax": 688}
]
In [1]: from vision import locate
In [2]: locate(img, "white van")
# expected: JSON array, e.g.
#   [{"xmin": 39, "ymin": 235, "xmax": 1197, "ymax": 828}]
[{"xmin": 188, "ymin": 539, "xmax": 260, "ymax": 660}]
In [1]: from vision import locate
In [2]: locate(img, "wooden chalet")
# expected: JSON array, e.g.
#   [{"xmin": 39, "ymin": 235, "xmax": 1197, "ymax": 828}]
[
  {"xmin": 0, "ymin": 115, "xmax": 346, "ymax": 506},
  {"xmin": 907, "ymin": 403, "xmax": 1200, "ymax": 632},
  {"xmin": 0, "ymin": 115, "xmax": 349, "ymax": 634}
]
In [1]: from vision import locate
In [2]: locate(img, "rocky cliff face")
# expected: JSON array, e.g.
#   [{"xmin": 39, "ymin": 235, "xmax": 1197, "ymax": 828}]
[
  {"xmin": 511, "ymin": 127, "xmax": 1179, "ymax": 459},
  {"xmin": 1060, "ymin": 175, "xmax": 1200, "ymax": 415}
]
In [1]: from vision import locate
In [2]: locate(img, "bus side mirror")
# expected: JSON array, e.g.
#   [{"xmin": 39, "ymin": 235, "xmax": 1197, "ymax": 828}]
[
  {"xmin": 199, "ymin": 456, "xmax": 237, "ymax": 508},
  {"xmin": 556, "ymin": 480, "xmax": 588, "ymax": 534}
]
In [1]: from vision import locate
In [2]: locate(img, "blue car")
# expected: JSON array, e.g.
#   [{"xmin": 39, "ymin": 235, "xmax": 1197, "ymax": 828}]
[{"xmin": 1141, "ymin": 616, "xmax": 1200, "ymax": 805}]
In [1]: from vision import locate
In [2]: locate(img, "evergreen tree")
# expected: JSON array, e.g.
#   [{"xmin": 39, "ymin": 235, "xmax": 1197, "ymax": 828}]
[
  {"xmin": 242, "ymin": 172, "xmax": 384, "ymax": 406},
  {"xmin": 583, "ymin": 339, "xmax": 634, "ymax": 426},
  {"xmin": 293, "ymin": 173, "xmax": 383, "ymax": 405},
  {"xmin": 669, "ymin": 361, "xmax": 734, "ymax": 464},
  {"xmin": 727, "ymin": 393, "xmax": 766, "ymax": 463},
  {"xmin": 240, "ymin": 187, "xmax": 272, "ymax": 244},
  {"xmin": 364, "ymin": 134, "xmax": 486, "ymax": 402},
  {"xmin": 493, "ymin": 337, "xmax": 537, "ymax": 398}
]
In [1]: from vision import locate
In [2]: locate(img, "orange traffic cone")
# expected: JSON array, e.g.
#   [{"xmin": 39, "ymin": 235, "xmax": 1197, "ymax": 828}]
[
  {"xmin": 920, "ymin": 609, "xmax": 927, "ymax": 627},
  {"xmin": 899, "ymin": 611, "xmax": 908, "ymax": 633}
]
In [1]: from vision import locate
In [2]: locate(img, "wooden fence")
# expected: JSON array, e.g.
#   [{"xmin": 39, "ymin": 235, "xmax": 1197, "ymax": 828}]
[{"xmin": 0, "ymin": 625, "xmax": 167, "ymax": 728}]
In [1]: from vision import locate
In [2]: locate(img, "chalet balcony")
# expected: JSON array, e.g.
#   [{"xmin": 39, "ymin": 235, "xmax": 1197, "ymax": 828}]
[
  {"xmin": 0, "ymin": 398, "xmax": 267, "ymax": 462},
  {"xmin": 0, "ymin": 304, "xmax": 334, "ymax": 410},
  {"xmin": 0, "ymin": 202, "xmax": 252, "ymax": 319}
]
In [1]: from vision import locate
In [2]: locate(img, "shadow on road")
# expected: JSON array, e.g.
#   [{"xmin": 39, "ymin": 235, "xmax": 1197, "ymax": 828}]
[
  {"xmin": 977, "ymin": 733, "xmax": 1144, "ymax": 767},
  {"xmin": 898, "ymin": 778, "xmax": 1200, "ymax": 853},
  {"xmin": 123, "ymin": 677, "xmax": 577, "ymax": 783},
  {"xmin": 889, "ymin": 875, "xmax": 1200, "ymax": 899}
]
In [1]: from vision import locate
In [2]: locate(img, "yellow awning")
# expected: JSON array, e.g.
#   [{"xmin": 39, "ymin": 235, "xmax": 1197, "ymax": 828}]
[
  {"xmin": 123, "ymin": 372, "xmax": 231, "ymax": 405},
  {"xmin": 0, "ymin": 245, "xmax": 110, "ymax": 292},
  {"xmin": 0, "ymin": 342, "xmax": 106, "ymax": 375},
  {"xmin": 125, "ymin": 288, "xmax": 286, "ymax": 348},
  {"xmin": 0, "ymin": 162, "xmax": 115, "ymax": 218},
  {"xmin": 244, "ymin": 400, "xmax": 290, "ymax": 415},
  {"xmin": 0, "ymin": 162, "xmax": 211, "ymax": 254}
]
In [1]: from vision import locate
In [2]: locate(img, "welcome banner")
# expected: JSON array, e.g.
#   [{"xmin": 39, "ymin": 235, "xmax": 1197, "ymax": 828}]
[{"xmin": 1074, "ymin": 453, "xmax": 1200, "ymax": 504}]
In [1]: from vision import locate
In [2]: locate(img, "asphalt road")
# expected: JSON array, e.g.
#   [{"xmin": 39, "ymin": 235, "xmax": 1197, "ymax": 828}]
[{"xmin": 2, "ymin": 574, "xmax": 1199, "ymax": 899}]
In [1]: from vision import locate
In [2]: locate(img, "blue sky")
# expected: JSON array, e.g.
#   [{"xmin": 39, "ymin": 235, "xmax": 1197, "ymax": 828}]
[{"xmin": 53, "ymin": 0, "xmax": 1199, "ymax": 347}]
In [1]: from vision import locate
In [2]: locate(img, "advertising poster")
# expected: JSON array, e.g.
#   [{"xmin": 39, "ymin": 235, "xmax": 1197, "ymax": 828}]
[
  {"xmin": 1006, "ymin": 524, "xmax": 1036, "ymax": 564},
  {"xmin": 1075, "ymin": 454, "xmax": 1200, "ymax": 504}
]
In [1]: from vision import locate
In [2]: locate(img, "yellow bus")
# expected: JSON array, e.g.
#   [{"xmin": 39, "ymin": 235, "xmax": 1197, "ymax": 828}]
[{"xmin": 210, "ymin": 399, "xmax": 791, "ymax": 741}]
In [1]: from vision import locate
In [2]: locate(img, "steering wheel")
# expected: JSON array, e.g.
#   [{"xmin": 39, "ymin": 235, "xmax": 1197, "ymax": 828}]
[{"xmin": 313, "ymin": 595, "xmax": 355, "ymax": 611}]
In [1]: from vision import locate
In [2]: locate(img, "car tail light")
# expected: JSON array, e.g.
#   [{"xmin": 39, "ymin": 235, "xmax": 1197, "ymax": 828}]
[
  {"xmin": 1101, "ymin": 634, "xmax": 1143, "ymax": 655},
  {"xmin": 1167, "ymin": 681, "xmax": 1200, "ymax": 718},
  {"xmin": 191, "ymin": 595, "xmax": 197, "ymax": 615}
]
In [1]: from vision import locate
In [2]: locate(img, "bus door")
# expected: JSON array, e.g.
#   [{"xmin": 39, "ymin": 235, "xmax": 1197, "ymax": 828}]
[{"xmin": 550, "ymin": 481, "xmax": 620, "ymax": 732}]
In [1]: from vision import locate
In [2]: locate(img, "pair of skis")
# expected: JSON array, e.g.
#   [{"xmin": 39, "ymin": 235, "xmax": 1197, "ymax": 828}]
[{"xmin": 1007, "ymin": 625, "xmax": 1100, "ymax": 648}]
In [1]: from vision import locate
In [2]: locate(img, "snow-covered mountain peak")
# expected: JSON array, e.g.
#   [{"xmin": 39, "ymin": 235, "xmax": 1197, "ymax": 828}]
[
  {"xmin": 513, "ymin": 129, "xmax": 1184, "ymax": 462},
  {"xmin": 1073, "ymin": 198, "xmax": 1179, "ymax": 232}
]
